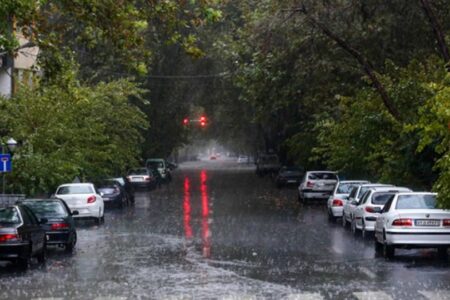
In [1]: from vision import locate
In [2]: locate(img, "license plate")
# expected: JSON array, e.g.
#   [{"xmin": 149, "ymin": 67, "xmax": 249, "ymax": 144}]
[
  {"xmin": 415, "ymin": 219, "xmax": 440, "ymax": 226},
  {"xmin": 133, "ymin": 177, "xmax": 143, "ymax": 182},
  {"xmin": 103, "ymin": 197, "xmax": 111, "ymax": 201}
]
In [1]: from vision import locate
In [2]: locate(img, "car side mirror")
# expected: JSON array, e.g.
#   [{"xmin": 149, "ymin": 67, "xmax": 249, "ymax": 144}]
[
  {"xmin": 39, "ymin": 218, "xmax": 48, "ymax": 224},
  {"xmin": 72, "ymin": 210, "xmax": 79, "ymax": 216}
]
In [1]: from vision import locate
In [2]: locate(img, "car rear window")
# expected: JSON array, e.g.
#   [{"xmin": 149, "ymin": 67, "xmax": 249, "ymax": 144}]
[
  {"xmin": 0, "ymin": 207, "xmax": 21, "ymax": 224},
  {"xmin": 308, "ymin": 173, "xmax": 337, "ymax": 180},
  {"xmin": 22, "ymin": 201, "xmax": 67, "ymax": 218},
  {"xmin": 128, "ymin": 169, "xmax": 148, "ymax": 175},
  {"xmin": 337, "ymin": 182, "xmax": 362, "ymax": 194},
  {"xmin": 147, "ymin": 161, "xmax": 164, "ymax": 168},
  {"xmin": 396, "ymin": 194, "xmax": 437, "ymax": 209},
  {"xmin": 371, "ymin": 192, "xmax": 396, "ymax": 205},
  {"xmin": 57, "ymin": 185, "xmax": 93, "ymax": 195}
]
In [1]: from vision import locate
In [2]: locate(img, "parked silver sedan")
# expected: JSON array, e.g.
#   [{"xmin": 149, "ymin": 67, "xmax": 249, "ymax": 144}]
[{"xmin": 374, "ymin": 192, "xmax": 450, "ymax": 259}]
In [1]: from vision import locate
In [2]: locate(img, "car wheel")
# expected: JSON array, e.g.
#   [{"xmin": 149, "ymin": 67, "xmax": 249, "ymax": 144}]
[
  {"xmin": 361, "ymin": 221, "xmax": 367, "ymax": 238},
  {"xmin": 374, "ymin": 238, "xmax": 383, "ymax": 256},
  {"xmin": 342, "ymin": 215, "xmax": 347, "ymax": 227},
  {"xmin": 17, "ymin": 256, "xmax": 30, "ymax": 271},
  {"xmin": 351, "ymin": 219, "xmax": 358, "ymax": 235},
  {"xmin": 437, "ymin": 247, "xmax": 448, "ymax": 259},
  {"xmin": 36, "ymin": 241, "xmax": 47, "ymax": 264},
  {"xmin": 65, "ymin": 232, "xmax": 77, "ymax": 253},
  {"xmin": 383, "ymin": 243, "xmax": 395, "ymax": 259}
]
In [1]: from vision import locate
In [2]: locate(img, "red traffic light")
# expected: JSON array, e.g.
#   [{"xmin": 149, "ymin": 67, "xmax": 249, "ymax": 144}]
[
  {"xmin": 183, "ymin": 118, "xmax": 189, "ymax": 126},
  {"xmin": 200, "ymin": 116, "xmax": 207, "ymax": 127}
]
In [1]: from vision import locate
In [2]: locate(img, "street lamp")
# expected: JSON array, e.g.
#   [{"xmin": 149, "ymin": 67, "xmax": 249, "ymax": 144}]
[
  {"xmin": 1, "ymin": 137, "xmax": 18, "ymax": 195},
  {"xmin": 6, "ymin": 138, "xmax": 17, "ymax": 153}
]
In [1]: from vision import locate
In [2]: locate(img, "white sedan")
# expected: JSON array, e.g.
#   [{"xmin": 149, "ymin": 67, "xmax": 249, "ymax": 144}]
[
  {"xmin": 55, "ymin": 183, "xmax": 104, "ymax": 224},
  {"xmin": 374, "ymin": 192, "xmax": 450, "ymax": 259},
  {"xmin": 342, "ymin": 183, "xmax": 392, "ymax": 228},
  {"xmin": 327, "ymin": 180, "xmax": 369, "ymax": 221},
  {"xmin": 352, "ymin": 186, "xmax": 411, "ymax": 237}
]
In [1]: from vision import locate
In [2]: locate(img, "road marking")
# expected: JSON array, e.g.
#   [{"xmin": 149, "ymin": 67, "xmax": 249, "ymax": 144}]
[
  {"xmin": 32, "ymin": 298, "xmax": 63, "ymax": 300},
  {"xmin": 284, "ymin": 293, "xmax": 324, "ymax": 300},
  {"xmin": 353, "ymin": 291, "xmax": 393, "ymax": 300},
  {"xmin": 358, "ymin": 266, "xmax": 377, "ymax": 279},
  {"xmin": 419, "ymin": 290, "xmax": 450, "ymax": 300},
  {"xmin": 95, "ymin": 297, "xmax": 127, "ymax": 300}
]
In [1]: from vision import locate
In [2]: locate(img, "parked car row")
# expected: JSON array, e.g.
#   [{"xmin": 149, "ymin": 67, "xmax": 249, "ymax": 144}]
[
  {"xmin": 0, "ymin": 157, "xmax": 176, "ymax": 270},
  {"xmin": 307, "ymin": 176, "xmax": 450, "ymax": 259}
]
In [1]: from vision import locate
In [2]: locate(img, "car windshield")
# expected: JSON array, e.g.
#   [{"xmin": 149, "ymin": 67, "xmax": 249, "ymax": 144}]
[
  {"xmin": 57, "ymin": 185, "xmax": 93, "ymax": 195},
  {"xmin": 396, "ymin": 194, "xmax": 437, "ymax": 209},
  {"xmin": 147, "ymin": 161, "xmax": 163, "ymax": 168},
  {"xmin": 372, "ymin": 192, "xmax": 396, "ymax": 205},
  {"xmin": 308, "ymin": 172, "xmax": 337, "ymax": 180},
  {"xmin": 0, "ymin": 207, "xmax": 21, "ymax": 224},
  {"xmin": 22, "ymin": 201, "xmax": 67, "ymax": 218},
  {"xmin": 337, "ymin": 182, "xmax": 363, "ymax": 194},
  {"xmin": 128, "ymin": 169, "xmax": 148, "ymax": 175}
]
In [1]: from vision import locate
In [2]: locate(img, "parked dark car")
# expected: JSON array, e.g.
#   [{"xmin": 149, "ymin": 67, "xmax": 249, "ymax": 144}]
[
  {"xmin": 275, "ymin": 166, "xmax": 304, "ymax": 188},
  {"xmin": 18, "ymin": 199, "xmax": 77, "ymax": 253},
  {"xmin": 96, "ymin": 179, "xmax": 129, "ymax": 208},
  {"xmin": 147, "ymin": 167, "xmax": 163, "ymax": 188},
  {"xmin": 111, "ymin": 177, "xmax": 135, "ymax": 204},
  {"xmin": 126, "ymin": 168, "xmax": 156, "ymax": 190},
  {"xmin": 0, "ymin": 205, "xmax": 47, "ymax": 269}
]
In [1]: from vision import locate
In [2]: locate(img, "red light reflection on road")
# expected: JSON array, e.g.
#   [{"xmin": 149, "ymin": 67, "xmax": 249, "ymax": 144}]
[
  {"xmin": 200, "ymin": 170, "xmax": 211, "ymax": 258},
  {"xmin": 183, "ymin": 177, "xmax": 193, "ymax": 239}
]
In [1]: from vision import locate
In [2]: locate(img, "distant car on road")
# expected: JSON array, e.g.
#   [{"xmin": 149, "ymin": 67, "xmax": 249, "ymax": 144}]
[
  {"xmin": 0, "ymin": 205, "xmax": 47, "ymax": 270},
  {"xmin": 374, "ymin": 192, "xmax": 450, "ymax": 259},
  {"xmin": 18, "ymin": 198, "xmax": 78, "ymax": 253},
  {"xmin": 298, "ymin": 171, "xmax": 338, "ymax": 203},
  {"xmin": 210, "ymin": 155, "xmax": 217, "ymax": 160},
  {"xmin": 237, "ymin": 155, "xmax": 250, "ymax": 164},
  {"xmin": 352, "ymin": 186, "xmax": 412, "ymax": 237},
  {"xmin": 96, "ymin": 179, "xmax": 129, "ymax": 208},
  {"xmin": 327, "ymin": 180, "xmax": 370, "ymax": 221},
  {"xmin": 146, "ymin": 158, "xmax": 172, "ymax": 182},
  {"xmin": 127, "ymin": 168, "xmax": 156, "ymax": 190},
  {"xmin": 342, "ymin": 183, "xmax": 393, "ymax": 227},
  {"xmin": 54, "ymin": 183, "xmax": 104, "ymax": 225},
  {"xmin": 275, "ymin": 166, "xmax": 304, "ymax": 188},
  {"xmin": 111, "ymin": 177, "xmax": 135, "ymax": 204}
]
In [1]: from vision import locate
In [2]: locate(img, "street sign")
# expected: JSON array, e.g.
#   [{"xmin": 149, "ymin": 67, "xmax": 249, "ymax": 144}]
[{"xmin": 0, "ymin": 154, "xmax": 11, "ymax": 173}]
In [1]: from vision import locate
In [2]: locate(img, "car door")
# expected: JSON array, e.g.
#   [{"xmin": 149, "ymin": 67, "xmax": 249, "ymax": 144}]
[
  {"xmin": 19, "ymin": 206, "xmax": 43, "ymax": 255},
  {"xmin": 354, "ymin": 191, "xmax": 371, "ymax": 226}
]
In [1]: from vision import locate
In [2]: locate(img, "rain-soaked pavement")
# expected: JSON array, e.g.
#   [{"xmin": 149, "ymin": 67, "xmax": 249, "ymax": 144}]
[{"xmin": 0, "ymin": 159, "xmax": 449, "ymax": 299}]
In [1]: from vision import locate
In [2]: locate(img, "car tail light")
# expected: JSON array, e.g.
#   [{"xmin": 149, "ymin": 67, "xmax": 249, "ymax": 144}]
[
  {"xmin": 0, "ymin": 234, "xmax": 19, "ymax": 243},
  {"xmin": 365, "ymin": 206, "xmax": 376, "ymax": 213},
  {"xmin": 332, "ymin": 199, "xmax": 343, "ymax": 206},
  {"xmin": 87, "ymin": 195, "xmax": 96, "ymax": 203},
  {"xmin": 443, "ymin": 219, "xmax": 450, "ymax": 227},
  {"xmin": 392, "ymin": 218, "xmax": 413, "ymax": 226},
  {"xmin": 143, "ymin": 176, "xmax": 150, "ymax": 181},
  {"xmin": 306, "ymin": 181, "xmax": 314, "ymax": 188},
  {"xmin": 126, "ymin": 176, "xmax": 132, "ymax": 181},
  {"xmin": 51, "ymin": 223, "xmax": 69, "ymax": 230}
]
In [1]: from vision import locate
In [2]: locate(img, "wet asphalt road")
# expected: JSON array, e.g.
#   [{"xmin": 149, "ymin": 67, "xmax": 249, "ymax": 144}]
[{"xmin": 0, "ymin": 160, "xmax": 449, "ymax": 299}]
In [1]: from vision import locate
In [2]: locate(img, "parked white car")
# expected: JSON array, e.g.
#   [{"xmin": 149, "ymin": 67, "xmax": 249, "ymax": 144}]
[
  {"xmin": 327, "ymin": 180, "xmax": 369, "ymax": 221},
  {"xmin": 342, "ymin": 183, "xmax": 393, "ymax": 227},
  {"xmin": 374, "ymin": 192, "xmax": 450, "ymax": 258},
  {"xmin": 298, "ymin": 171, "xmax": 338, "ymax": 203},
  {"xmin": 352, "ymin": 186, "xmax": 412, "ymax": 237},
  {"xmin": 55, "ymin": 183, "xmax": 104, "ymax": 224}
]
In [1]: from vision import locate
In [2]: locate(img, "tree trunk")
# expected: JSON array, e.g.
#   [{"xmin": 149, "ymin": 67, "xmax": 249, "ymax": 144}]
[{"xmin": 419, "ymin": 0, "xmax": 450, "ymax": 64}]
